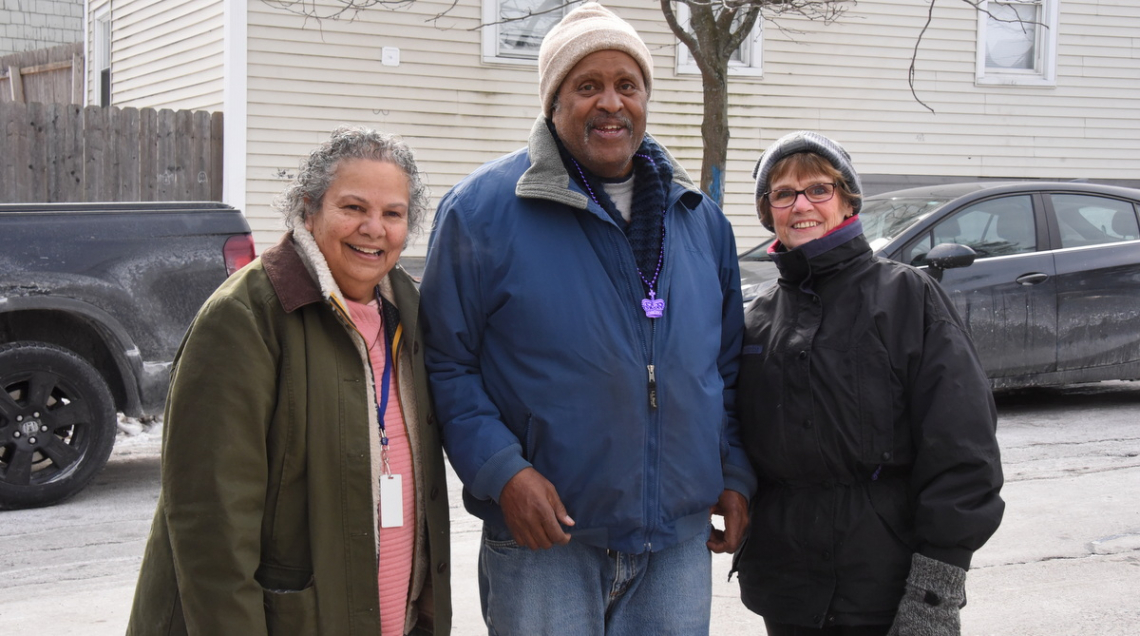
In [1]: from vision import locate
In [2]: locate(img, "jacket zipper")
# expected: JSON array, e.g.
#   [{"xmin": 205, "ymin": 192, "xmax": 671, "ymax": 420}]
[
  {"xmin": 591, "ymin": 190, "xmax": 683, "ymax": 553},
  {"xmin": 647, "ymin": 363, "xmax": 657, "ymax": 410}
]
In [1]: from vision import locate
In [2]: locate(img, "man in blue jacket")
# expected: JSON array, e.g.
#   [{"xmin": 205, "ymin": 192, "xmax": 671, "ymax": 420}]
[{"xmin": 419, "ymin": 4, "xmax": 755, "ymax": 634}]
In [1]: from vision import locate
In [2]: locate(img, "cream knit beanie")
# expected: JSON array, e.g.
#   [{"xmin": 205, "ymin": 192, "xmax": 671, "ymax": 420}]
[{"xmin": 537, "ymin": 2, "xmax": 654, "ymax": 117}]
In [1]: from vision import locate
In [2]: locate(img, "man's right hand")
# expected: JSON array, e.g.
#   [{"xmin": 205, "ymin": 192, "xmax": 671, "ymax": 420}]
[{"xmin": 498, "ymin": 467, "xmax": 575, "ymax": 550}]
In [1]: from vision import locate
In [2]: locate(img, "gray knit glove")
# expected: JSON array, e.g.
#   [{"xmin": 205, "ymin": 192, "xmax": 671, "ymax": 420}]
[{"xmin": 886, "ymin": 553, "xmax": 967, "ymax": 636}]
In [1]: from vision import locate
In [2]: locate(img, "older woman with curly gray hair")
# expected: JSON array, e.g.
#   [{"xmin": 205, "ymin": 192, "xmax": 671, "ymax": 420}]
[{"xmin": 128, "ymin": 126, "xmax": 452, "ymax": 636}]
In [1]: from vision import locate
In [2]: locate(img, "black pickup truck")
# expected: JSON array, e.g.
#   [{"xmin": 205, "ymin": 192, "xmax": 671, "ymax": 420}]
[{"xmin": 0, "ymin": 202, "xmax": 255, "ymax": 508}]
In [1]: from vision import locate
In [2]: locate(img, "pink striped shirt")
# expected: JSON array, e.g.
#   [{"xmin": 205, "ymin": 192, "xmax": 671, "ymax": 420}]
[{"xmin": 345, "ymin": 297, "xmax": 415, "ymax": 636}]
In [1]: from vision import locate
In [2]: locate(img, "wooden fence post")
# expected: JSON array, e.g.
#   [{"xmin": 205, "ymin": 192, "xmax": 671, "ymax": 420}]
[
  {"xmin": 83, "ymin": 105, "xmax": 106, "ymax": 202},
  {"xmin": 139, "ymin": 107, "xmax": 157, "ymax": 202},
  {"xmin": 175, "ymin": 109, "xmax": 193, "ymax": 200},
  {"xmin": 28, "ymin": 102, "xmax": 48, "ymax": 202},
  {"xmin": 119, "ymin": 107, "xmax": 141, "ymax": 201},
  {"xmin": 0, "ymin": 103, "xmax": 23, "ymax": 201},
  {"xmin": 156, "ymin": 109, "xmax": 176, "ymax": 201}
]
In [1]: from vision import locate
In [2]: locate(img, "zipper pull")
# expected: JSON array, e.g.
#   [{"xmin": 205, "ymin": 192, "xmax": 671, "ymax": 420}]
[{"xmin": 647, "ymin": 364, "xmax": 658, "ymax": 410}]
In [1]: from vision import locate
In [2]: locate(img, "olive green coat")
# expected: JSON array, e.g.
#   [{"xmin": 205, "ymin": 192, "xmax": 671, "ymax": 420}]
[{"xmin": 127, "ymin": 231, "xmax": 451, "ymax": 636}]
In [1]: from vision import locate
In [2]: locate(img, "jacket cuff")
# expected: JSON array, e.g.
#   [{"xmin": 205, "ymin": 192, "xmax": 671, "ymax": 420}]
[
  {"xmin": 471, "ymin": 444, "xmax": 531, "ymax": 503},
  {"xmin": 723, "ymin": 463, "xmax": 758, "ymax": 501},
  {"xmin": 919, "ymin": 544, "xmax": 974, "ymax": 571}
]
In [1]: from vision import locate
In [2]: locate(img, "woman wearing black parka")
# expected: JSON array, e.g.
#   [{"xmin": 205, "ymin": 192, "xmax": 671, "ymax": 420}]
[{"xmin": 734, "ymin": 131, "xmax": 1005, "ymax": 636}]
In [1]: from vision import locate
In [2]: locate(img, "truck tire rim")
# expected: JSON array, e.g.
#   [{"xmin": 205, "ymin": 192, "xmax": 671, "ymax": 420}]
[{"xmin": 1, "ymin": 372, "xmax": 91, "ymax": 486}]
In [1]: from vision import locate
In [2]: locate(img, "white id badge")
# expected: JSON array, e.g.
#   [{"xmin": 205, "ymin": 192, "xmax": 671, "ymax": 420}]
[{"xmin": 380, "ymin": 474, "xmax": 404, "ymax": 528}]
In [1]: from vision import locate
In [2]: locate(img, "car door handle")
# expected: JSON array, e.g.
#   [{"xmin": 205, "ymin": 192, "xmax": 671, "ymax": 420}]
[{"xmin": 1015, "ymin": 272, "xmax": 1050, "ymax": 286}]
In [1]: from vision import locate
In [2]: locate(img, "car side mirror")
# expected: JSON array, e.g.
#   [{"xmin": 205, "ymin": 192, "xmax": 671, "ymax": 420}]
[{"xmin": 925, "ymin": 243, "xmax": 977, "ymax": 282}]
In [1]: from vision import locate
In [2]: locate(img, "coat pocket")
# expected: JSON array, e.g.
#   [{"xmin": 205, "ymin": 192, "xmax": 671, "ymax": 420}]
[
  {"xmin": 263, "ymin": 581, "xmax": 318, "ymax": 636},
  {"xmin": 855, "ymin": 345, "xmax": 898, "ymax": 464}
]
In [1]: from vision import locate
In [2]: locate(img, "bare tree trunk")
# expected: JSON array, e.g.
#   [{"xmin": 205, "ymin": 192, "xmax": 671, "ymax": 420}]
[{"xmin": 699, "ymin": 67, "xmax": 730, "ymax": 207}]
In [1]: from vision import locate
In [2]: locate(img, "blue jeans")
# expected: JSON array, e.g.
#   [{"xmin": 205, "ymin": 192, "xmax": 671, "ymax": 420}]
[{"xmin": 478, "ymin": 523, "xmax": 712, "ymax": 636}]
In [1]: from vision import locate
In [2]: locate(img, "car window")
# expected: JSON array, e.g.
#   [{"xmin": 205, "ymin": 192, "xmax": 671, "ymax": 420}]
[
  {"xmin": 1050, "ymin": 194, "xmax": 1140, "ymax": 247},
  {"xmin": 859, "ymin": 196, "xmax": 951, "ymax": 246},
  {"xmin": 902, "ymin": 195, "xmax": 1036, "ymax": 265}
]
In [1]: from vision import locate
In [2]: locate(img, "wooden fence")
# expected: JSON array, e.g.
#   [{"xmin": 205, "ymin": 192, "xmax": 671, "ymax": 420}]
[
  {"xmin": 0, "ymin": 102, "xmax": 223, "ymax": 203},
  {"xmin": 0, "ymin": 43, "xmax": 84, "ymax": 105}
]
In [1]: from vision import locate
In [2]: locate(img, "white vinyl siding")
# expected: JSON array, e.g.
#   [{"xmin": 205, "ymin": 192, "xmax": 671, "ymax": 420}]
[
  {"xmin": 750, "ymin": 0, "xmax": 1137, "ymax": 185},
  {"xmin": 242, "ymin": 0, "xmax": 1139, "ymax": 253},
  {"xmin": 241, "ymin": 0, "xmax": 778, "ymax": 252},
  {"xmin": 103, "ymin": 0, "xmax": 224, "ymax": 111},
  {"xmin": 103, "ymin": 0, "xmax": 1138, "ymax": 254},
  {"xmin": 244, "ymin": 0, "xmax": 543, "ymax": 249}
]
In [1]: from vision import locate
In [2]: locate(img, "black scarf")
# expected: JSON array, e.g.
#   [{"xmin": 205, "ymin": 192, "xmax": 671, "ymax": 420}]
[{"xmin": 547, "ymin": 118, "xmax": 673, "ymax": 285}]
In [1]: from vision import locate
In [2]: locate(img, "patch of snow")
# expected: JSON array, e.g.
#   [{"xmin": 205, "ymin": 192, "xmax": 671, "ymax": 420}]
[{"xmin": 115, "ymin": 413, "xmax": 164, "ymax": 453}]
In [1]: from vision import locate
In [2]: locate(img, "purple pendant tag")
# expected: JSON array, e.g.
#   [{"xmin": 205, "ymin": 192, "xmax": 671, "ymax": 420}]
[{"xmin": 641, "ymin": 290, "xmax": 665, "ymax": 319}]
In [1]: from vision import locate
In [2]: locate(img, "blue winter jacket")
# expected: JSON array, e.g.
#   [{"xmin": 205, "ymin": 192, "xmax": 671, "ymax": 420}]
[{"xmin": 420, "ymin": 118, "xmax": 755, "ymax": 554}]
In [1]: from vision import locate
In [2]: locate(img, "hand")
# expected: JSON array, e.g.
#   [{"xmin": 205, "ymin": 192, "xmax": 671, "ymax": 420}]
[
  {"xmin": 707, "ymin": 489, "xmax": 748, "ymax": 553},
  {"xmin": 498, "ymin": 467, "xmax": 575, "ymax": 550},
  {"xmin": 886, "ymin": 554, "xmax": 967, "ymax": 636}
]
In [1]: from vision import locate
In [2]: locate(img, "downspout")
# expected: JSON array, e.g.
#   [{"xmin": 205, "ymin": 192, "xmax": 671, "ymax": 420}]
[
  {"xmin": 223, "ymin": 0, "xmax": 248, "ymax": 214},
  {"xmin": 82, "ymin": 0, "xmax": 89, "ymax": 105}
]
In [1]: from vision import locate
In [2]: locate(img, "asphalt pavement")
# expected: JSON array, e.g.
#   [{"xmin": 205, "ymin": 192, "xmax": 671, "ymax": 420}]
[{"xmin": 2, "ymin": 382, "xmax": 1139, "ymax": 635}]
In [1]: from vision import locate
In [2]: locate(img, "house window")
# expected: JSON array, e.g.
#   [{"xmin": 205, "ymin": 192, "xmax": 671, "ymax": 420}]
[
  {"xmin": 94, "ymin": 9, "xmax": 111, "ymax": 106},
  {"xmin": 675, "ymin": 2, "xmax": 762, "ymax": 77},
  {"xmin": 976, "ymin": 0, "xmax": 1058, "ymax": 86},
  {"xmin": 482, "ymin": 0, "xmax": 576, "ymax": 64}
]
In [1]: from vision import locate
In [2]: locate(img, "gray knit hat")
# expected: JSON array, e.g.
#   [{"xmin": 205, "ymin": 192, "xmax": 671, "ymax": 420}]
[
  {"xmin": 753, "ymin": 131, "xmax": 863, "ymax": 228},
  {"xmin": 537, "ymin": 2, "xmax": 654, "ymax": 117}
]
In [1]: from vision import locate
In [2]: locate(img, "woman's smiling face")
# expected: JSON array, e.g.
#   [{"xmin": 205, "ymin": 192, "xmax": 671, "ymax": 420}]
[
  {"xmin": 769, "ymin": 172, "xmax": 853, "ymax": 250},
  {"xmin": 305, "ymin": 158, "xmax": 409, "ymax": 302}
]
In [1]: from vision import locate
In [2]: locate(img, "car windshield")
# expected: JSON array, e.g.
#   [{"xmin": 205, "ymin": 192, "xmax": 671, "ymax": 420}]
[
  {"xmin": 740, "ymin": 194, "xmax": 953, "ymax": 261},
  {"xmin": 859, "ymin": 195, "xmax": 954, "ymax": 250}
]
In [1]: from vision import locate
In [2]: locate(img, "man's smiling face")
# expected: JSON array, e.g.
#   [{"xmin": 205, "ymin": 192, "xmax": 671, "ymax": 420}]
[{"xmin": 551, "ymin": 49, "xmax": 648, "ymax": 179}]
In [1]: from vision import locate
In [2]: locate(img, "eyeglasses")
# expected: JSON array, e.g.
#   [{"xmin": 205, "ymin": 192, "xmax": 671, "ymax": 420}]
[{"xmin": 764, "ymin": 183, "xmax": 837, "ymax": 208}]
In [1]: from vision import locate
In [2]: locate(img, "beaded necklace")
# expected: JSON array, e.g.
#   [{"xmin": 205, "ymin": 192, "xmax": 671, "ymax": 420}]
[{"xmin": 571, "ymin": 155, "xmax": 667, "ymax": 319}]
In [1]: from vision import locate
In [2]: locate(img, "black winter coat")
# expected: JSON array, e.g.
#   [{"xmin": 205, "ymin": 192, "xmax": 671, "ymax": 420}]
[{"xmin": 734, "ymin": 220, "xmax": 1004, "ymax": 628}]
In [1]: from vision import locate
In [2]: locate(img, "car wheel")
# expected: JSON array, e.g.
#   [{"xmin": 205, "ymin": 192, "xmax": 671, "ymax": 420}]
[{"xmin": 0, "ymin": 341, "xmax": 117, "ymax": 509}]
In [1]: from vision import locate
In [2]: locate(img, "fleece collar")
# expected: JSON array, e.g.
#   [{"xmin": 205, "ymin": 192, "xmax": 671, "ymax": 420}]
[{"xmin": 514, "ymin": 116, "xmax": 703, "ymax": 212}]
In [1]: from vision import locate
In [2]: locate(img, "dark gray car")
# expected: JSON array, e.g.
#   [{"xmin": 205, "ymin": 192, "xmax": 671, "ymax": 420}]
[{"xmin": 739, "ymin": 181, "xmax": 1140, "ymax": 390}]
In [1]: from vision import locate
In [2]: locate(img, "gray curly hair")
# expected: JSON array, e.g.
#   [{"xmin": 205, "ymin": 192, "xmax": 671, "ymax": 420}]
[{"xmin": 277, "ymin": 126, "xmax": 429, "ymax": 243}]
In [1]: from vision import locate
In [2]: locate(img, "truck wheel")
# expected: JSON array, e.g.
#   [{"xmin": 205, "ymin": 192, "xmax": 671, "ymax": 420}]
[{"xmin": 0, "ymin": 342, "xmax": 117, "ymax": 509}]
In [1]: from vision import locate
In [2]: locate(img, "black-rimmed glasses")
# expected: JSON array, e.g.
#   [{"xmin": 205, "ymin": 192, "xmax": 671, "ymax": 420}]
[{"xmin": 764, "ymin": 183, "xmax": 837, "ymax": 208}]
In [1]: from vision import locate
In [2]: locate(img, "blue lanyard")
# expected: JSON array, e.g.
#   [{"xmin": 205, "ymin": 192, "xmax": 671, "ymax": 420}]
[
  {"xmin": 374, "ymin": 288, "xmax": 394, "ymax": 450},
  {"xmin": 377, "ymin": 346, "xmax": 393, "ymax": 447}
]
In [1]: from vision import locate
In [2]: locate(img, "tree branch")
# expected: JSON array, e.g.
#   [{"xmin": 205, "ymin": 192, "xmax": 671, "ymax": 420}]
[
  {"xmin": 909, "ymin": 0, "xmax": 938, "ymax": 114},
  {"xmin": 261, "ymin": 0, "xmax": 416, "ymax": 22}
]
